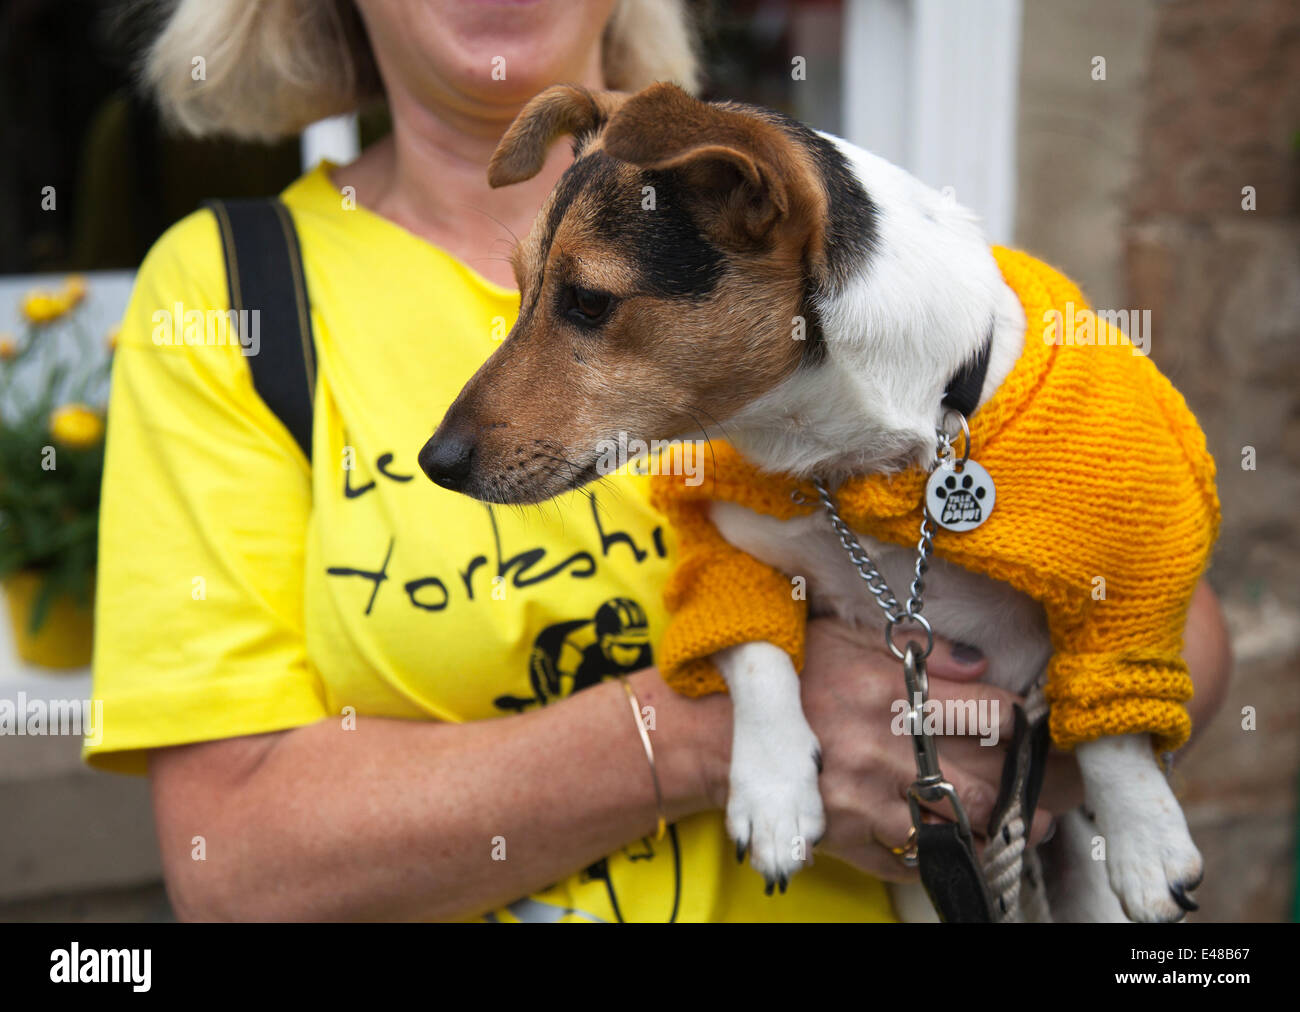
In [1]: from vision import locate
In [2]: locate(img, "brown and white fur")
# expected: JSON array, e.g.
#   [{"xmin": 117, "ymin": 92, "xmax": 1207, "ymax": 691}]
[{"xmin": 419, "ymin": 83, "xmax": 1203, "ymax": 922}]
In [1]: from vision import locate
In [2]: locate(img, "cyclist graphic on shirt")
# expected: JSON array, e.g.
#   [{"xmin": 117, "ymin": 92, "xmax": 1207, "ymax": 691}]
[{"xmin": 494, "ymin": 597, "xmax": 653, "ymax": 713}]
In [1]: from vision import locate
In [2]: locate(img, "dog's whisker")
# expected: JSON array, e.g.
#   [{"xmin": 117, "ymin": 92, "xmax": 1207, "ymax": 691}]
[
  {"xmin": 686, "ymin": 410, "xmax": 720, "ymax": 497},
  {"xmin": 698, "ymin": 406, "xmax": 734, "ymax": 443},
  {"xmin": 458, "ymin": 202, "xmax": 521, "ymax": 248},
  {"xmin": 535, "ymin": 450, "xmax": 588, "ymax": 487}
]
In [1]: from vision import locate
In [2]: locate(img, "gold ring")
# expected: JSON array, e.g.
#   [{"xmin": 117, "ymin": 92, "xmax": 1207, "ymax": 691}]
[{"xmin": 881, "ymin": 825, "xmax": 919, "ymax": 866}]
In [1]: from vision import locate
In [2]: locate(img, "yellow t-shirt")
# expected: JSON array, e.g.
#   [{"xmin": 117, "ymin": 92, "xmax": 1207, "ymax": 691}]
[{"xmin": 86, "ymin": 161, "xmax": 895, "ymax": 922}]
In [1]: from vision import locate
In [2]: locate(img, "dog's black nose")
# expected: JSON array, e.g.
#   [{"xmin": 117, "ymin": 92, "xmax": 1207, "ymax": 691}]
[{"xmin": 419, "ymin": 432, "xmax": 476, "ymax": 490}]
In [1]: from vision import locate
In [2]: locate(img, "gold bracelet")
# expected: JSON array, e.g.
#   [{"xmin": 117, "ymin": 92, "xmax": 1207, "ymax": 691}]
[{"xmin": 618, "ymin": 674, "xmax": 666, "ymax": 841}]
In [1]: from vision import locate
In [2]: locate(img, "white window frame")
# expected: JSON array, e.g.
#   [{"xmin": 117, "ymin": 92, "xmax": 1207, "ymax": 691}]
[
  {"xmin": 301, "ymin": 113, "xmax": 360, "ymax": 174},
  {"xmin": 842, "ymin": 0, "xmax": 1022, "ymax": 244}
]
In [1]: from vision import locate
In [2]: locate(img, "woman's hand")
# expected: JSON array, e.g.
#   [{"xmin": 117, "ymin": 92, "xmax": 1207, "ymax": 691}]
[
  {"xmin": 798, "ymin": 579, "xmax": 1232, "ymax": 883},
  {"xmin": 797, "ymin": 617, "xmax": 1054, "ymax": 882}
]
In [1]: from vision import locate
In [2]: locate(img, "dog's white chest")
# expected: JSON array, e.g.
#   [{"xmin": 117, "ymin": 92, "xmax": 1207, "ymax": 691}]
[{"xmin": 708, "ymin": 499, "xmax": 1051, "ymax": 694}]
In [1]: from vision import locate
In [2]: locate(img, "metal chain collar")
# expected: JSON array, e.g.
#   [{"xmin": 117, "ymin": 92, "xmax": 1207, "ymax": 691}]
[
  {"xmin": 809, "ymin": 480, "xmax": 937, "ymax": 661},
  {"xmin": 803, "ymin": 415, "xmax": 966, "ymax": 661}
]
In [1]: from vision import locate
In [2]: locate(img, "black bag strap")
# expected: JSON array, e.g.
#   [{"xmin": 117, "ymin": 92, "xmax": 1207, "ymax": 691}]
[{"xmin": 206, "ymin": 198, "xmax": 317, "ymax": 465}]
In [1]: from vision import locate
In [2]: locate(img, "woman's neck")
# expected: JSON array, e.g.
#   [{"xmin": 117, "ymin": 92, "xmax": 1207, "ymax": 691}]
[{"xmin": 332, "ymin": 54, "xmax": 605, "ymax": 290}]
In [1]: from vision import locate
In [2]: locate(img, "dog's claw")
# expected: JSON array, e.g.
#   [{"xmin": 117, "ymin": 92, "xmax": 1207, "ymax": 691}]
[
  {"xmin": 764, "ymin": 878, "xmax": 776, "ymax": 896},
  {"xmin": 1170, "ymin": 883, "xmax": 1198, "ymax": 913},
  {"xmin": 778, "ymin": 874, "xmax": 788, "ymax": 894},
  {"xmin": 736, "ymin": 840, "xmax": 748, "ymax": 864}
]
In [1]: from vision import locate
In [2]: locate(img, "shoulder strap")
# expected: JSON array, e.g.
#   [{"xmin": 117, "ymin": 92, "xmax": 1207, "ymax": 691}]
[{"xmin": 207, "ymin": 198, "xmax": 318, "ymax": 465}]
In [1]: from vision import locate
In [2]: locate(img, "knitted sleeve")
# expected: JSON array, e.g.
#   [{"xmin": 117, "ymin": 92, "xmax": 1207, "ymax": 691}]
[
  {"xmin": 1045, "ymin": 652, "xmax": 1194, "ymax": 754},
  {"xmin": 1037, "ymin": 368, "xmax": 1219, "ymax": 756},
  {"xmin": 651, "ymin": 475, "xmax": 806, "ymax": 697}
]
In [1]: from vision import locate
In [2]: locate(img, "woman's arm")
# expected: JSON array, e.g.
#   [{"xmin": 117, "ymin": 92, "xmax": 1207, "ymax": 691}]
[
  {"xmin": 149, "ymin": 668, "xmax": 730, "ymax": 922},
  {"xmin": 152, "ymin": 581, "xmax": 1230, "ymax": 919},
  {"xmin": 1182, "ymin": 579, "xmax": 1233, "ymax": 744}
]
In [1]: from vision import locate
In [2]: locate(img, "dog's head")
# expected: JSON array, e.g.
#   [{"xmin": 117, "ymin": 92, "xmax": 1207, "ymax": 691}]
[{"xmin": 420, "ymin": 82, "xmax": 860, "ymax": 503}]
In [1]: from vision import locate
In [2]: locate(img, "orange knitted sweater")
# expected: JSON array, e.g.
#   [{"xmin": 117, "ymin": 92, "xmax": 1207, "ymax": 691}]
[{"xmin": 651, "ymin": 248, "xmax": 1220, "ymax": 753}]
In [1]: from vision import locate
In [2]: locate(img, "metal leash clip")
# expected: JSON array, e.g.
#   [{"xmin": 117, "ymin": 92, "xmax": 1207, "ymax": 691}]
[{"xmin": 902, "ymin": 640, "xmax": 975, "ymax": 854}]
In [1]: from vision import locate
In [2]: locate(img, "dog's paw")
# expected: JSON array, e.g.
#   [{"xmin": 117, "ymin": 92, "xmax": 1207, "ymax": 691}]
[
  {"xmin": 726, "ymin": 718, "xmax": 825, "ymax": 894},
  {"xmin": 1101, "ymin": 816, "xmax": 1203, "ymax": 923},
  {"xmin": 1075, "ymin": 735, "xmax": 1203, "ymax": 923}
]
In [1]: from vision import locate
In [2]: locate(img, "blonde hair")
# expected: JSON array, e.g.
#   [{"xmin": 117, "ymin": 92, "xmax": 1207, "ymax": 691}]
[{"xmin": 143, "ymin": 0, "xmax": 701, "ymax": 141}]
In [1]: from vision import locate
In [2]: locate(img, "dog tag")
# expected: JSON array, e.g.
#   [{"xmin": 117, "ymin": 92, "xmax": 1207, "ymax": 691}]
[{"xmin": 926, "ymin": 459, "xmax": 995, "ymax": 532}]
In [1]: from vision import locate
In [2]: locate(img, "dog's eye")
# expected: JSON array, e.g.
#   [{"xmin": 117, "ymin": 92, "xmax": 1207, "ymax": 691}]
[{"xmin": 562, "ymin": 285, "xmax": 615, "ymax": 327}]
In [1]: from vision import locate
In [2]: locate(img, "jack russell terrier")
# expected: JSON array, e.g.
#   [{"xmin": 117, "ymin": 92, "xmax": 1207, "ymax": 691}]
[{"xmin": 419, "ymin": 83, "xmax": 1220, "ymax": 923}]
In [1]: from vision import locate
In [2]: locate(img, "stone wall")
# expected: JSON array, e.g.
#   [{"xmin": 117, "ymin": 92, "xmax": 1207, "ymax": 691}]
[{"xmin": 1018, "ymin": 0, "xmax": 1300, "ymax": 921}]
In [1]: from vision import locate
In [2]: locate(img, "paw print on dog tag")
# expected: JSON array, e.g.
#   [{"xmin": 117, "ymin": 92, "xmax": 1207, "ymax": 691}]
[{"xmin": 926, "ymin": 460, "xmax": 995, "ymax": 532}]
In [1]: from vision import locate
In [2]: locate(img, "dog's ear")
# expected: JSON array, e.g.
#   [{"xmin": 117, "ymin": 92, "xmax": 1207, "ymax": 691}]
[
  {"xmin": 488, "ymin": 85, "xmax": 625, "ymax": 188},
  {"xmin": 601, "ymin": 82, "xmax": 822, "ymax": 250}
]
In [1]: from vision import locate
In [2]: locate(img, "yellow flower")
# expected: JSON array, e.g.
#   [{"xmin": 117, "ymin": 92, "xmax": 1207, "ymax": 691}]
[
  {"xmin": 62, "ymin": 275, "xmax": 88, "ymax": 307},
  {"xmin": 0, "ymin": 334, "xmax": 16, "ymax": 360},
  {"xmin": 50, "ymin": 404, "xmax": 104, "ymax": 449},
  {"xmin": 22, "ymin": 290, "xmax": 73, "ymax": 325}
]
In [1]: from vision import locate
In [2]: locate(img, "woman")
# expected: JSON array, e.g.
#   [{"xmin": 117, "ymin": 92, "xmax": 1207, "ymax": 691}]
[{"xmin": 88, "ymin": 0, "xmax": 1231, "ymax": 921}]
